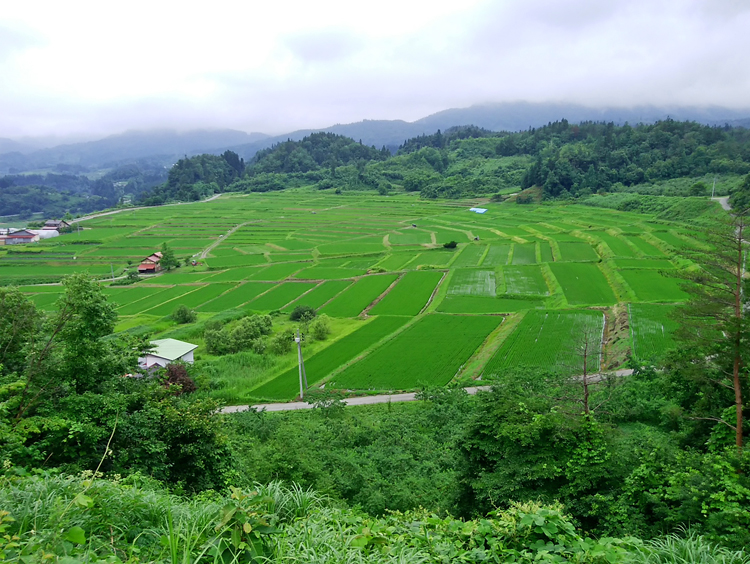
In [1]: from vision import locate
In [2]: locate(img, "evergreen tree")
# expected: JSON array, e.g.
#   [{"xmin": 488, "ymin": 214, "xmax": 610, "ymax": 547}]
[{"xmin": 160, "ymin": 242, "xmax": 177, "ymax": 270}]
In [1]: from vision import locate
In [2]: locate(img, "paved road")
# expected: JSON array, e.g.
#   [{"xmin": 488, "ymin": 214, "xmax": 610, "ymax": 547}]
[
  {"xmin": 220, "ymin": 370, "xmax": 633, "ymax": 413},
  {"xmin": 713, "ymin": 196, "xmax": 731, "ymax": 211}
]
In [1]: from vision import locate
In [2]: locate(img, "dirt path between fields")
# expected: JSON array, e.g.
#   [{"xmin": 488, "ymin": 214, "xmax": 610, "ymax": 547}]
[
  {"xmin": 220, "ymin": 369, "xmax": 634, "ymax": 413},
  {"xmin": 199, "ymin": 221, "xmax": 249, "ymax": 259}
]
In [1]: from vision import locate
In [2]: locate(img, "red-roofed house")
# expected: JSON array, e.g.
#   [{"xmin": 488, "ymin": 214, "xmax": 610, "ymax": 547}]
[{"xmin": 138, "ymin": 251, "xmax": 163, "ymax": 273}]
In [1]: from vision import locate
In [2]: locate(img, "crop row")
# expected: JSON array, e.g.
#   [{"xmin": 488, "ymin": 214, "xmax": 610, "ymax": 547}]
[
  {"xmin": 319, "ymin": 274, "xmax": 398, "ymax": 317},
  {"xmin": 369, "ymin": 271, "xmax": 443, "ymax": 316},
  {"xmin": 629, "ymin": 303, "xmax": 679, "ymax": 361},
  {"xmin": 330, "ymin": 314, "xmax": 502, "ymax": 390},
  {"xmin": 483, "ymin": 310, "xmax": 605, "ymax": 376},
  {"xmin": 250, "ymin": 316, "xmax": 410, "ymax": 399}
]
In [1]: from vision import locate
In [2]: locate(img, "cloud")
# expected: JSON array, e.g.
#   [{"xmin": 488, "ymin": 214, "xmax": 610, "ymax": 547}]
[
  {"xmin": 283, "ymin": 29, "xmax": 363, "ymax": 63},
  {"xmin": 0, "ymin": 0, "xmax": 749, "ymax": 138}
]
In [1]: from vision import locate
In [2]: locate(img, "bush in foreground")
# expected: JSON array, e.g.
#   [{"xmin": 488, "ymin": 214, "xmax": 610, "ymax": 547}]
[{"xmin": 2, "ymin": 471, "xmax": 748, "ymax": 563}]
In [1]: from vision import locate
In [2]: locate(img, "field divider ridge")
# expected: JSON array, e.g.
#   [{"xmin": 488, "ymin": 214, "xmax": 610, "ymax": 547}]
[{"xmin": 362, "ymin": 274, "xmax": 404, "ymax": 317}]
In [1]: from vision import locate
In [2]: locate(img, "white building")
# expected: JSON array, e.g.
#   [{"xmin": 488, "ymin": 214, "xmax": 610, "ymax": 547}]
[{"xmin": 138, "ymin": 338, "xmax": 198, "ymax": 370}]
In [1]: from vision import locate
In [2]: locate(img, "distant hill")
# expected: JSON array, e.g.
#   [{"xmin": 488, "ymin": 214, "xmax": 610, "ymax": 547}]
[
  {"xmin": 226, "ymin": 103, "xmax": 750, "ymax": 161},
  {"xmin": 2, "ymin": 103, "xmax": 749, "ymax": 173},
  {"xmin": 413, "ymin": 102, "xmax": 750, "ymax": 133},
  {"xmin": 0, "ymin": 129, "xmax": 269, "ymax": 174}
]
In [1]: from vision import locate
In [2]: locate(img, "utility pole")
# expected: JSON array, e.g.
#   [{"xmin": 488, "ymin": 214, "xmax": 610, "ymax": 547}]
[
  {"xmin": 712, "ymin": 176, "xmax": 717, "ymax": 199},
  {"xmin": 110, "ymin": 264, "xmax": 115, "ymax": 282},
  {"xmin": 296, "ymin": 329, "xmax": 308, "ymax": 399}
]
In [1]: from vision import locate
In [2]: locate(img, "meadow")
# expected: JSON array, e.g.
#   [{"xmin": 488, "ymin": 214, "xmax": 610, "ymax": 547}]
[{"xmin": 6, "ymin": 190, "xmax": 710, "ymax": 402}]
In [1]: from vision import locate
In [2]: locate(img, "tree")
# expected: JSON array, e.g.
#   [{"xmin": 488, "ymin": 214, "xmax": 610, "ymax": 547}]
[
  {"xmin": 310, "ymin": 314, "xmax": 331, "ymax": 341},
  {"xmin": 671, "ymin": 212, "xmax": 749, "ymax": 453},
  {"xmin": 0, "ymin": 287, "xmax": 40, "ymax": 375},
  {"xmin": 163, "ymin": 362, "xmax": 197, "ymax": 395},
  {"xmin": 160, "ymin": 242, "xmax": 177, "ymax": 270},
  {"xmin": 443, "ymin": 240, "xmax": 458, "ymax": 249},
  {"xmin": 290, "ymin": 305, "xmax": 316, "ymax": 322},
  {"xmin": 172, "ymin": 304, "xmax": 197, "ymax": 324}
]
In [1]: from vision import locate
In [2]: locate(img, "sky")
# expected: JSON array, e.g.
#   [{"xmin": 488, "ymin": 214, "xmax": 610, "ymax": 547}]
[{"xmin": 1, "ymin": 0, "xmax": 749, "ymax": 139}]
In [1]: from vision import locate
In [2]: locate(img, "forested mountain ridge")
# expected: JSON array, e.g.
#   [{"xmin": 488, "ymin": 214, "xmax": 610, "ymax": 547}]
[
  {"xmin": 135, "ymin": 120, "xmax": 750, "ymax": 205},
  {"xmin": 5, "ymin": 118, "xmax": 750, "ymax": 219}
]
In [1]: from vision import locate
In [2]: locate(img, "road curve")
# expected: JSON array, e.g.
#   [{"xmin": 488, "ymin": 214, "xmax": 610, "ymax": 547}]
[
  {"xmin": 220, "ymin": 370, "xmax": 634, "ymax": 414},
  {"xmin": 712, "ymin": 196, "xmax": 731, "ymax": 211}
]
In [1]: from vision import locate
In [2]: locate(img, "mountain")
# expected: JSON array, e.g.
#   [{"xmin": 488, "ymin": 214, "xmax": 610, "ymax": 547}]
[
  {"xmin": 226, "ymin": 103, "xmax": 750, "ymax": 162},
  {"xmin": 0, "ymin": 129, "xmax": 269, "ymax": 174},
  {"xmin": 3, "ymin": 103, "xmax": 749, "ymax": 173},
  {"xmin": 413, "ymin": 102, "xmax": 750, "ymax": 133}
]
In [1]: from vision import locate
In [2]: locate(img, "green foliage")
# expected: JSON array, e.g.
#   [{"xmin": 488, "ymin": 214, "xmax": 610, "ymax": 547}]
[
  {"xmin": 309, "ymin": 314, "xmax": 331, "ymax": 341},
  {"xmin": 159, "ymin": 242, "xmax": 177, "ymax": 270},
  {"xmin": 0, "ymin": 287, "xmax": 40, "ymax": 375},
  {"xmin": 290, "ymin": 304, "xmax": 316, "ymax": 321},
  {"xmin": 443, "ymin": 240, "xmax": 458, "ymax": 248},
  {"xmin": 171, "ymin": 304, "xmax": 197, "ymax": 324},
  {"xmin": 0, "ymin": 274, "xmax": 232, "ymax": 491},
  {"xmin": 204, "ymin": 314, "xmax": 273, "ymax": 355}
]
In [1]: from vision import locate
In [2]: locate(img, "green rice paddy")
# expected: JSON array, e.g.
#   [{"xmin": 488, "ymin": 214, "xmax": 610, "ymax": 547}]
[{"xmin": 9, "ymin": 191, "xmax": 705, "ymax": 402}]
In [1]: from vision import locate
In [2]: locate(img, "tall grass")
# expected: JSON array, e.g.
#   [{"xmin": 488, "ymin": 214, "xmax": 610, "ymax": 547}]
[{"xmin": 628, "ymin": 531, "xmax": 750, "ymax": 564}]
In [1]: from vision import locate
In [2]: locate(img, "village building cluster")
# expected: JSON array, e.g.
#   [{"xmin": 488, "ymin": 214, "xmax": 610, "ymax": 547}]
[{"xmin": 0, "ymin": 219, "xmax": 71, "ymax": 246}]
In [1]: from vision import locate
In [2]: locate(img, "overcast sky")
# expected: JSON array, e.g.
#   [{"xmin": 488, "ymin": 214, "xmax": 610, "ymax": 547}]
[{"xmin": 1, "ymin": 0, "xmax": 749, "ymax": 139}]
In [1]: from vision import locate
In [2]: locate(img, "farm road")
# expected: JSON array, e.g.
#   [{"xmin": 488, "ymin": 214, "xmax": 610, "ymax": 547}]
[
  {"xmin": 713, "ymin": 196, "xmax": 731, "ymax": 211},
  {"xmin": 199, "ymin": 221, "xmax": 249, "ymax": 259},
  {"xmin": 220, "ymin": 369, "xmax": 634, "ymax": 413},
  {"xmin": 70, "ymin": 193, "xmax": 223, "ymax": 223}
]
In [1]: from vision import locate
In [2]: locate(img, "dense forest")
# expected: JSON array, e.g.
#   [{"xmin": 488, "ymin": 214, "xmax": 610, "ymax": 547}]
[
  {"xmin": 0, "ymin": 160, "xmax": 168, "ymax": 218},
  {"xmin": 132, "ymin": 120, "xmax": 750, "ymax": 207},
  {"xmin": 4, "ymin": 120, "xmax": 750, "ymax": 220}
]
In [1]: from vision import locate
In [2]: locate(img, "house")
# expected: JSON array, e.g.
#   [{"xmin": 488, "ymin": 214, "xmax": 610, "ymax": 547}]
[
  {"xmin": 138, "ymin": 338, "xmax": 198, "ymax": 370},
  {"xmin": 4, "ymin": 230, "xmax": 39, "ymax": 245},
  {"xmin": 43, "ymin": 219, "xmax": 71, "ymax": 231},
  {"xmin": 138, "ymin": 251, "xmax": 163, "ymax": 273}
]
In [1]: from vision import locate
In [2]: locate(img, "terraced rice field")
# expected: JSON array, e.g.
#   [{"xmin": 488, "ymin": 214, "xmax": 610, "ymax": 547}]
[
  {"xmin": 246, "ymin": 282, "xmax": 318, "ymax": 311},
  {"xmin": 196, "ymin": 282, "xmax": 272, "ymax": 312},
  {"xmin": 319, "ymin": 274, "xmax": 398, "ymax": 317},
  {"xmin": 250, "ymin": 316, "xmax": 410, "ymax": 399},
  {"xmin": 511, "ymin": 243, "xmax": 537, "ymax": 265},
  {"xmin": 453, "ymin": 244, "xmax": 487, "ymax": 267},
  {"xmin": 548, "ymin": 263, "xmax": 617, "ymax": 305},
  {"xmin": 596, "ymin": 233, "xmax": 637, "ymax": 257},
  {"xmin": 483, "ymin": 310, "xmax": 605, "ymax": 376},
  {"xmin": 447, "ymin": 269, "xmax": 496, "ymax": 297},
  {"xmin": 619, "ymin": 270, "xmax": 687, "ymax": 302},
  {"xmin": 629, "ymin": 303, "xmax": 679, "ymax": 361},
  {"xmin": 330, "ymin": 314, "xmax": 502, "ymax": 389},
  {"xmin": 557, "ymin": 241, "xmax": 599, "ymax": 262},
  {"xmin": 482, "ymin": 244, "xmax": 511, "ymax": 266},
  {"xmin": 369, "ymin": 271, "xmax": 443, "ymax": 316},
  {"xmin": 282, "ymin": 280, "xmax": 352, "ymax": 311},
  {"xmin": 503, "ymin": 266, "xmax": 549, "ymax": 295},
  {"xmin": 9, "ymin": 191, "xmax": 704, "ymax": 403}
]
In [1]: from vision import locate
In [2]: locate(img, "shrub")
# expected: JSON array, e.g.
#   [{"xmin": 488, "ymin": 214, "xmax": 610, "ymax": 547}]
[
  {"xmin": 443, "ymin": 240, "xmax": 458, "ymax": 249},
  {"xmin": 269, "ymin": 329, "xmax": 295, "ymax": 355},
  {"xmin": 172, "ymin": 304, "xmax": 197, "ymax": 324},
  {"xmin": 290, "ymin": 304, "xmax": 316, "ymax": 322},
  {"xmin": 310, "ymin": 314, "xmax": 332, "ymax": 341},
  {"xmin": 164, "ymin": 362, "xmax": 197, "ymax": 395}
]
